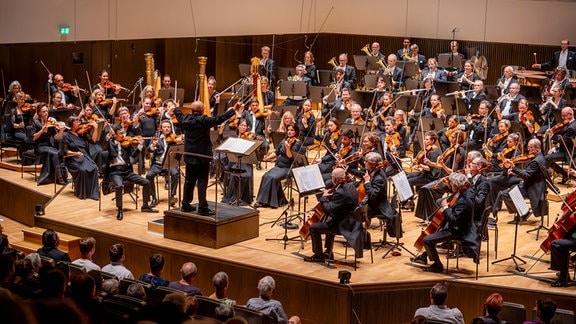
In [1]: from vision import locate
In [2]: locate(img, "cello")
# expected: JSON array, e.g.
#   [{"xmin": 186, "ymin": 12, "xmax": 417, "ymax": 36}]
[
  {"xmin": 414, "ymin": 193, "xmax": 458, "ymax": 250},
  {"xmin": 540, "ymin": 190, "xmax": 576, "ymax": 253},
  {"xmin": 299, "ymin": 184, "xmax": 341, "ymax": 240}
]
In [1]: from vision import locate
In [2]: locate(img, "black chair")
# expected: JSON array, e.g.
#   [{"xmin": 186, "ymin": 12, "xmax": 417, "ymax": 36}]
[
  {"xmin": 58, "ymin": 261, "xmax": 86, "ymax": 278},
  {"xmin": 94, "ymin": 269, "xmax": 119, "ymax": 281},
  {"xmin": 0, "ymin": 113, "xmax": 22, "ymax": 163},
  {"xmin": 150, "ymin": 286, "xmax": 186, "ymax": 305},
  {"xmin": 234, "ymin": 305, "xmax": 278, "ymax": 324},
  {"xmin": 99, "ymin": 178, "xmax": 140, "ymax": 211},
  {"xmin": 500, "ymin": 301, "xmax": 526, "ymax": 324},
  {"xmin": 327, "ymin": 206, "xmax": 373, "ymax": 271},
  {"xmin": 109, "ymin": 294, "xmax": 147, "ymax": 308},
  {"xmin": 196, "ymin": 295, "xmax": 224, "ymax": 319},
  {"xmin": 39, "ymin": 255, "xmax": 56, "ymax": 268},
  {"xmin": 101, "ymin": 298, "xmax": 141, "ymax": 323}
]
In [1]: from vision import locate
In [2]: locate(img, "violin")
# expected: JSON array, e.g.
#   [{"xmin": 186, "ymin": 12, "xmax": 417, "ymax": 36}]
[
  {"xmin": 548, "ymin": 122, "xmax": 566, "ymax": 134},
  {"xmin": 487, "ymin": 131, "xmax": 509, "ymax": 148},
  {"xmin": 413, "ymin": 145, "xmax": 435, "ymax": 167},
  {"xmin": 98, "ymin": 99, "xmax": 114, "ymax": 107},
  {"xmin": 385, "ymin": 132, "xmax": 401, "ymax": 150},
  {"xmin": 21, "ymin": 103, "xmax": 37, "ymax": 113},
  {"xmin": 519, "ymin": 111, "xmax": 537, "ymax": 133},
  {"xmin": 468, "ymin": 113, "xmax": 483, "ymax": 120},
  {"xmin": 77, "ymin": 123, "xmax": 94, "ymax": 135},
  {"xmin": 240, "ymin": 132, "xmax": 255, "ymax": 140},
  {"xmin": 497, "ymin": 145, "xmax": 517, "ymax": 166},
  {"xmin": 102, "ymin": 80, "xmax": 124, "ymax": 91},
  {"xmin": 444, "ymin": 126, "xmax": 457, "ymax": 140},
  {"xmin": 165, "ymin": 133, "xmax": 184, "ymax": 144},
  {"xmin": 438, "ymin": 144, "xmax": 457, "ymax": 162},
  {"xmin": 329, "ymin": 130, "xmax": 340, "ymax": 150},
  {"xmin": 501, "ymin": 153, "xmax": 535, "ymax": 169},
  {"xmin": 120, "ymin": 135, "xmax": 141, "ymax": 148},
  {"xmin": 61, "ymin": 83, "xmax": 86, "ymax": 93},
  {"xmin": 431, "ymin": 104, "xmax": 445, "ymax": 119},
  {"xmin": 146, "ymin": 107, "xmax": 160, "ymax": 117},
  {"xmin": 171, "ymin": 114, "xmax": 179, "ymax": 124}
]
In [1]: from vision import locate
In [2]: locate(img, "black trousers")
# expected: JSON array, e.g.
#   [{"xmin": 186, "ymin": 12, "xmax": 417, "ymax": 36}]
[
  {"xmin": 183, "ymin": 162, "xmax": 210, "ymax": 208},
  {"xmin": 110, "ymin": 167, "xmax": 150, "ymax": 209},
  {"xmin": 550, "ymin": 237, "xmax": 576, "ymax": 281}
]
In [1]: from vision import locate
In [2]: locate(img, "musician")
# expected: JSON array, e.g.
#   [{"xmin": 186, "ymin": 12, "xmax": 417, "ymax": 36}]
[
  {"xmin": 78, "ymin": 104, "xmax": 108, "ymax": 174},
  {"xmin": 362, "ymin": 152, "xmax": 401, "ymax": 238},
  {"xmin": 549, "ymin": 220, "xmax": 576, "ymax": 287},
  {"xmin": 139, "ymin": 85, "xmax": 155, "ymax": 104},
  {"xmin": 108, "ymin": 127, "xmax": 157, "ymax": 220},
  {"xmin": 50, "ymin": 92, "xmax": 74, "ymax": 111},
  {"xmin": 374, "ymin": 92, "xmax": 395, "ymax": 130},
  {"xmin": 396, "ymin": 38, "xmax": 411, "ymax": 60},
  {"xmin": 161, "ymin": 74, "xmax": 174, "ymax": 90},
  {"xmin": 133, "ymin": 97, "xmax": 160, "ymax": 174},
  {"xmin": 502, "ymin": 99, "xmax": 537, "ymax": 140},
  {"xmin": 259, "ymin": 46, "xmax": 276, "ymax": 87},
  {"xmin": 247, "ymin": 99, "xmax": 270, "ymax": 170},
  {"xmin": 163, "ymin": 99, "xmax": 182, "ymax": 135},
  {"xmin": 296, "ymin": 99, "xmax": 316, "ymax": 146},
  {"xmin": 92, "ymin": 69, "xmax": 119, "ymax": 99},
  {"xmin": 456, "ymin": 61, "xmax": 479, "ymax": 91},
  {"xmin": 495, "ymin": 82, "xmax": 524, "ymax": 118},
  {"xmin": 47, "ymin": 73, "xmax": 78, "ymax": 106},
  {"xmin": 413, "ymin": 173, "xmax": 474, "ymax": 273},
  {"xmin": 325, "ymin": 68, "xmax": 352, "ymax": 99},
  {"xmin": 304, "ymin": 167, "xmax": 363, "ymax": 262},
  {"xmin": 314, "ymin": 128, "xmax": 356, "ymax": 188},
  {"xmin": 62, "ymin": 116, "xmax": 100, "ymax": 200},
  {"xmin": 254, "ymin": 123, "xmax": 305, "ymax": 208},
  {"xmin": 222, "ymin": 119, "xmax": 254, "ymax": 206},
  {"xmin": 496, "ymin": 66, "xmax": 518, "ymax": 95},
  {"xmin": 545, "ymin": 107, "xmax": 576, "ymax": 184},
  {"xmin": 466, "ymin": 80, "xmax": 487, "ymax": 102},
  {"xmin": 382, "ymin": 54, "xmax": 403, "ymax": 91},
  {"xmin": 321, "ymin": 118, "xmax": 342, "ymax": 155},
  {"xmin": 444, "ymin": 41, "xmax": 466, "ymax": 81},
  {"xmin": 303, "ymin": 51, "xmax": 318, "ymax": 86},
  {"xmin": 404, "ymin": 132, "xmax": 442, "ymax": 211},
  {"xmin": 334, "ymin": 53, "xmax": 357, "ymax": 89},
  {"xmin": 462, "ymin": 100, "xmax": 492, "ymax": 151},
  {"xmin": 438, "ymin": 116, "xmax": 461, "ymax": 151},
  {"xmin": 175, "ymin": 100, "xmax": 236, "ymax": 215},
  {"xmin": 383, "ymin": 116, "xmax": 406, "ymax": 161},
  {"xmin": 406, "ymin": 44, "xmax": 427, "ymax": 70},
  {"xmin": 33, "ymin": 103, "xmax": 66, "ymax": 185},
  {"xmin": 145, "ymin": 120, "xmax": 181, "ymax": 208},
  {"xmin": 483, "ymin": 119, "xmax": 511, "ymax": 159},
  {"xmin": 282, "ymin": 65, "xmax": 311, "ymax": 107},
  {"xmin": 537, "ymin": 85, "xmax": 567, "ymax": 138},
  {"xmin": 532, "ymin": 39, "xmax": 576, "ymax": 71},
  {"xmin": 492, "ymin": 138, "xmax": 548, "ymax": 223},
  {"xmin": 542, "ymin": 68, "xmax": 572, "ymax": 99},
  {"xmin": 368, "ymin": 42, "xmax": 385, "ymax": 59},
  {"xmin": 421, "ymin": 58, "xmax": 448, "ymax": 82},
  {"xmin": 260, "ymin": 77, "xmax": 275, "ymax": 110},
  {"xmin": 422, "ymin": 94, "xmax": 445, "ymax": 120},
  {"xmin": 485, "ymin": 133, "xmax": 521, "ymax": 209},
  {"xmin": 348, "ymin": 132, "xmax": 381, "ymax": 179},
  {"xmin": 116, "ymin": 107, "xmax": 139, "ymax": 137},
  {"xmin": 344, "ymin": 104, "xmax": 365, "ymax": 126},
  {"xmin": 466, "ymin": 156, "xmax": 491, "ymax": 225},
  {"xmin": 9, "ymin": 92, "xmax": 30, "ymax": 156},
  {"xmin": 90, "ymin": 89, "xmax": 118, "ymax": 124},
  {"xmin": 322, "ymin": 86, "xmax": 354, "ymax": 119}
]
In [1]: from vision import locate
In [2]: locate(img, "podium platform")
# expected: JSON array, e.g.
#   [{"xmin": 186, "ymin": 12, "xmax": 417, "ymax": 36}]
[{"xmin": 163, "ymin": 202, "xmax": 259, "ymax": 248}]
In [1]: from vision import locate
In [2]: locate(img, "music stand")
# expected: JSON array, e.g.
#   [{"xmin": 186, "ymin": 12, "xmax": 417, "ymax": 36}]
[
  {"xmin": 433, "ymin": 80, "xmax": 459, "ymax": 97},
  {"xmin": 334, "ymin": 109, "xmax": 350, "ymax": 125},
  {"xmin": 469, "ymin": 98, "xmax": 484, "ymax": 115},
  {"xmin": 164, "ymin": 144, "xmax": 184, "ymax": 211},
  {"xmin": 317, "ymin": 70, "xmax": 334, "ymax": 86},
  {"xmin": 364, "ymin": 74, "xmax": 379, "ymax": 89},
  {"xmin": 49, "ymin": 108, "xmax": 76, "ymax": 122},
  {"xmin": 350, "ymin": 91, "xmax": 373, "ymax": 108},
  {"xmin": 441, "ymin": 96, "xmax": 468, "ymax": 116},
  {"xmin": 309, "ymin": 86, "xmax": 334, "ymax": 104},
  {"xmin": 158, "ymin": 89, "xmax": 185, "ymax": 103},
  {"xmin": 277, "ymin": 67, "xmax": 296, "ymax": 81},
  {"xmin": 238, "ymin": 64, "xmax": 251, "ymax": 77},
  {"xmin": 216, "ymin": 138, "xmax": 261, "ymax": 207},
  {"xmin": 420, "ymin": 117, "xmax": 444, "ymax": 132},
  {"xmin": 485, "ymin": 85, "xmax": 500, "ymax": 100},
  {"xmin": 403, "ymin": 62, "xmax": 420, "ymax": 79},
  {"xmin": 437, "ymin": 53, "xmax": 462, "ymax": 70},
  {"xmin": 492, "ymin": 185, "xmax": 529, "ymax": 272},
  {"xmin": 271, "ymin": 132, "xmax": 286, "ymax": 149},
  {"xmin": 404, "ymin": 79, "xmax": 423, "ymax": 90},
  {"xmin": 395, "ymin": 95, "xmax": 422, "ymax": 113},
  {"xmin": 520, "ymin": 85, "xmax": 543, "ymax": 104},
  {"xmin": 381, "ymin": 171, "xmax": 416, "ymax": 258},
  {"xmin": 353, "ymin": 55, "xmax": 380, "ymax": 72},
  {"xmin": 279, "ymin": 81, "xmax": 307, "ymax": 100},
  {"xmin": 341, "ymin": 124, "xmax": 364, "ymax": 142},
  {"xmin": 281, "ymin": 105, "xmax": 299, "ymax": 119}
]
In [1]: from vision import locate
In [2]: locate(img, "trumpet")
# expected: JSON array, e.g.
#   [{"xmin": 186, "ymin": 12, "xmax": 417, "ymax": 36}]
[
  {"xmin": 361, "ymin": 44, "xmax": 373, "ymax": 57},
  {"xmin": 328, "ymin": 57, "xmax": 338, "ymax": 68}
]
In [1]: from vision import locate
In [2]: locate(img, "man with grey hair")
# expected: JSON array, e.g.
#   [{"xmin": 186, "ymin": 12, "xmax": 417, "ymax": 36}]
[
  {"xmin": 414, "ymin": 283, "xmax": 464, "ymax": 324},
  {"xmin": 415, "ymin": 173, "xmax": 473, "ymax": 273},
  {"xmin": 168, "ymin": 262, "xmax": 201, "ymax": 296},
  {"xmin": 246, "ymin": 276, "xmax": 288, "ymax": 324},
  {"xmin": 126, "ymin": 282, "xmax": 146, "ymax": 301}
]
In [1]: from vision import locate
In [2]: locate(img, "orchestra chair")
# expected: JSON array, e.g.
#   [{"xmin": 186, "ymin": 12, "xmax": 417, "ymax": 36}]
[
  {"xmin": 150, "ymin": 286, "xmax": 186, "ymax": 305},
  {"xmin": 499, "ymin": 301, "xmax": 526, "ymax": 324},
  {"xmin": 118, "ymin": 278, "xmax": 152, "ymax": 303},
  {"xmin": 445, "ymin": 206, "xmax": 492, "ymax": 279},
  {"xmin": 487, "ymin": 213, "xmax": 499, "ymax": 260},
  {"xmin": 99, "ymin": 178, "xmax": 140, "ymax": 211},
  {"xmin": 327, "ymin": 206, "xmax": 374, "ymax": 271},
  {"xmin": 234, "ymin": 305, "xmax": 278, "ymax": 324},
  {"xmin": 526, "ymin": 197, "xmax": 549, "ymax": 241},
  {"xmin": 0, "ymin": 113, "xmax": 22, "ymax": 163}
]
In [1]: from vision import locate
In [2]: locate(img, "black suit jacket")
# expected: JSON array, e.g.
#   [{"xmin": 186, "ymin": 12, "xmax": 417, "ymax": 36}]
[
  {"xmin": 333, "ymin": 65, "xmax": 357, "ymax": 89},
  {"xmin": 444, "ymin": 192, "xmax": 474, "ymax": 237},
  {"xmin": 541, "ymin": 50, "xmax": 576, "ymax": 70},
  {"xmin": 364, "ymin": 169, "xmax": 401, "ymax": 237},
  {"xmin": 512, "ymin": 152, "xmax": 547, "ymax": 216},
  {"xmin": 37, "ymin": 246, "xmax": 71, "ymax": 263},
  {"xmin": 466, "ymin": 174, "xmax": 490, "ymax": 222}
]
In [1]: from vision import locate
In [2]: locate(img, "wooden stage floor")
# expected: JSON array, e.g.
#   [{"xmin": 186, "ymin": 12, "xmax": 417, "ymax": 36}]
[{"xmin": 1, "ymin": 163, "xmax": 576, "ymax": 323}]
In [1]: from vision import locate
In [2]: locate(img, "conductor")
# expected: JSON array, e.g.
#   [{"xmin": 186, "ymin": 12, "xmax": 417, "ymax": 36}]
[{"xmin": 175, "ymin": 101, "xmax": 236, "ymax": 216}]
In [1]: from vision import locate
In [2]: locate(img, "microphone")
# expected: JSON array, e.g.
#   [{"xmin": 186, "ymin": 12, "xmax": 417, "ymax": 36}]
[
  {"xmin": 452, "ymin": 27, "xmax": 458, "ymax": 33},
  {"xmin": 445, "ymin": 89, "xmax": 474, "ymax": 96}
]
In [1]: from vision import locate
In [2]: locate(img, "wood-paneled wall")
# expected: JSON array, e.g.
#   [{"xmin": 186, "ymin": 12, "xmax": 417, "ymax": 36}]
[{"xmin": 0, "ymin": 34, "xmax": 559, "ymax": 105}]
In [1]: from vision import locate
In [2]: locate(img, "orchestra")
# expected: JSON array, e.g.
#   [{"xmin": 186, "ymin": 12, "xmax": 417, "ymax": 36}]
[{"xmin": 4, "ymin": 36, "xmax": 576, "ymax": 289}]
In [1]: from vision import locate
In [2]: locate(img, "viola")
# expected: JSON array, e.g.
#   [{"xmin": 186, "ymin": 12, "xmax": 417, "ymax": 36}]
[
  {"xmin": 497, "ymin": 145, "xmax": 517, "ymax": 166},
  {"xmin": 165, "ymin": 133, "xmax": 184, "ymax": 144},
  {"xmin": 385, "ymin": 132, "xmax": 401, "ymax": 150},
  {"xmin": 146, "ymin": 108, "xmax": 160, "ymax": 117},
  {"xmin": 120, "ymin": 135, "xmax": 141, "ymax": 148},
  {"xmin": 548, "ymin": 122, "xmax": 566, "ymax": 134},
  {"xmin": 487, "ymin": 131, "xmax": 509, "ymax": 148},
  {"xmin": 501, "ymin": 153, "xmax": 535, "ymax": 169},
  {"xmin": 413, "ymin": 145, "xmax": 435, "ymax": 166},
  {"xmin": 102, "ymin": 80, "xmax": 123, "ymax": 91},
  {"xmin": 520, "ymin": 111, "xmax": 538, "ymax": 133}
]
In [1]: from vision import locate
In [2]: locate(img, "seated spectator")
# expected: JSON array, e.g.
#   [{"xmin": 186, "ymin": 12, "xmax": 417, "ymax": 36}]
[
  {"xmin": 24, "ymin": 253, "xmax": 42, "ymax": 277},
  {"xmin": 36, "ymin": 229, "xmax": 71, "ymax": 263},
  {"xmin": 69, "ymin": 272, "xmax": 102, "ymax": 323},
  {"xmin": 138, "ymin": 253, "xmax": 169, "ymax": 290},
  {"xmin": 39, "ymin": 269, "xmax": 67, "ymax": 299},
  {"xmin": 208, "ymin": 271, "xmax": 236, "ymax": 305},
  {"xmin": 86, "ymin": 269, "xmax": 103, "ymax": 300},
  {"xmin": 289, "ymin": 315, "xmax": 302, "ymax": 324},
  {"xmin": 246, "ymin": 275, "xmax": 288, "ymax": 324},
  {"xmin": 101, "ymin": 243, "xmax": 133, "ymax": 281},
  {"xmin": 215, "ymin": 303, "xmax": 235, "ymax": 322},
  {"xmin": 523, "ymin": 299, "xmax": 557, "ymax": 324},
  {"xmin": 126, "ymin": 282, "xmax": 146, "ymax": 301},
  {"xmin": 163, "ymin": 292, "xmax": 188, "ymax": 313},
  {"xmin": 168, "ymin": 262, "xmax": 202, "ymax": 296},
  {"xmin": 72, "ymin": 237, "xmax": 101, "ymax": 272},
  {"xmin": 411, "ymin": 315, "xmax": 429, "ymax": 324},
  {"xmin": 414, "ymin": 283, "xmax": 464, "ymax": 324},
  {"xmin": 11, "ymin": 258, "xmax": 34, "ymax": 284},
  {"xmin": 477, "ymin": 293, "xmax": 504, "ymax": 324},
  {"xmin": 0, "ymin": 254, "xmax": 15, "ymax": 298},
  {"xmin": 101, "ymin": 278, "xmax": 119, "ymax": 297}
]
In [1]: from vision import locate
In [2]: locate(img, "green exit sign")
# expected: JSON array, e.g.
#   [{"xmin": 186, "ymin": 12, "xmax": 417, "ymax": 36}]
[{"xmin": 59, "ymin": 25, "xmax": 70, "ymax": 35}]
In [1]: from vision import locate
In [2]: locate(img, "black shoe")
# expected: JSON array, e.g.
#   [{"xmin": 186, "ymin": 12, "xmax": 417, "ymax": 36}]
[
  {"xmin": 411, "ymin": 253, "xmax": 428, "ymax": 265},
  {"xmin": 256, "ymin": 162, "xmax": 262, "ymax": 171},
  {"xmin": 181, "ymin": 204, "xmax": 196, "ymax": 212},
  {"xmin": 424, "ymin": 262, "xmax": 444, "ymax": 273},
  {"xmin": 170, "ymin": 197, "xmax": 178, "ymax": 207},
  {"xmin": 304, "ymin": 254, "xmax": 325, "ymax": 263},
  {"xmin": 507, "ymin": 217, "xmax": 520, "ymax": 224},
  {"xmin": 141, "ymin": 205, "xmax": 159, "ymax": 213},
  {"xmin": 402, "ymin": 200, "xmax": 415, "ymax": 211},
  {"xmin": 150, "ymin": 197, "xmax": 158, "ymax": 208},
  {"xmin": 197, "ymin": 207, "xmax": 215, "ymax": 216},
  {"xmin": 487, "ymin": 218, "xmax": 497, "ymax": 227},
  {"xmin": 323, "ymin": 251, "xmax": 335, "ymax": 261},
  {"xmin": 551, "ymin": 278, "xmax": 568, "ymax": 287},
  {"xmin": 438, "ymin": 241, "xmax": 454, "ymax": 250},
  {"xmin": 521, "ymin": 211, "xmax": 532, "ymax": 222},
  {"xmin": 116, "ymin": 210, "xmax": 123, "ymax": 221}
]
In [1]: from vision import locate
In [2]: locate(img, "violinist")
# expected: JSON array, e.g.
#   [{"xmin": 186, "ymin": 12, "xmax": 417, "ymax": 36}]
[
  {"xmin": 139, "ymin": 85, "xmax": 155, "ymax": 105},
  {"xmin": 283, "ymin": 64, "xmax": 311, "ymax": 106},
  {"xmin": 47, "ymin": 74, "xmax": 78, "ymax": 106},
  {"xmin": 362, "ymin": 152, "xmax": 401, "ymax": 238},
  {"xmin": 77, "ymin": 104, "xmax": 108, "ymax": 174},
  {"xmin": 116, "ymin": 107, "xmax": 139, "ymax": 137},
  {"xmin": 423, "ymin": 94, "xmax": 445, "ymax": 120},
  {"xmin": 91, "ymin": 89, "xmax": 118, "ymax": 124},
  {"xmin": 394, "ymin": 110, "xmax": 408, "ymax": 147},
  {"xmin": 545, "ymin": 107, "xmax": 576, "ymax": 184},
  {"xmin": 346, "ymin": 131, "xmax": 380, "ymax": 180},
  {"xmin": 322, "ymin": 83, "xmax": 353, "ymax": 119},
  {"xmin": 107, "ymin": 126, "xmax": 157, "ymax": 220},
  {"xmin": 9, "ymin": 92, "xmax": 30, "ymax": 156},
  {"xmin": 145, "ymin": 120, "xmax": 181, "ymax": 208},
  {"xmin": 322, "ymin": 118, "xmax": 342, "ymax": 153},
  {"xmin": 50, "ymin": 92, "xmax": 74, "ymax": 111},
  {"xmin": 537, "ymin": 85, "xmax": 567, "ymax": 140},
  {"xmin": 92, "ymin": 69, "xmax": 120, "ymax": 99},
  {"xmin": 403, "ymin": 132, "xmax": 442, "ymax": 211},
  {"xmin": 296, "ymin": 99, "xmax": 316, "ymax": 146},
  {"xmin": 383, "ymin": 117, "xmax": 405, "ymax": 175},
  {"xmin": 32, "ymin": 104, "xmax": 66, "ymax": 185},
  {"xmin": 303, "ymin": 167, "xmax": 363, "ymax": 263},
  {"xmin": 133, "ymin": 97, "xmax": 160, "ymax": 174},
  {"xmin": 163, "ymin": 99, "xmax": 182, "ymax": 135},
  {"xmin": 254, "ymin": 123, "xmax": 305, "ymax": 208},
  {"xmin": 313, "ymin": 128, "xmax": 356, "ymax": 188},
  {"xmin": 438, "ymin": 116, "xmax": 461, "ymax": 151},
  {"xmin": 542, "ymin": 67, "xmax": 572, "ymax": 99},
  {"xmin": 62, "ymin": 116, "xmax": 99, "ymax": 200},
  {"xmin": 493, "ymin": 138, "xmax": 548, "ymax": 224},
  {"xmin": 373, "ymin": 92, "xmax": 395, "ymax": 137},
  {"xmin": 462, "ymin": 100, "xmax": 492, "ymax": 151},
  {"xmin": 221, "ymin": 119, "xmax": 254, "ymax": 206},
  {"xmin": 483, "ymin": 119, "xmax": 511, "ymax": 159},
  {"xmin": 344, "ymin": 104, "xmax": 365, "ymax": 126},
  {"xmin": 247, "ymin": 99, "xmax": 270, "ymax": 170},
  {"xmin": 412, "ymin": 173, "xmax": 473, "ymax": 273},
  {"xmin": 369, "ymin": 77, "xmax": 388, "ymax": 113}
]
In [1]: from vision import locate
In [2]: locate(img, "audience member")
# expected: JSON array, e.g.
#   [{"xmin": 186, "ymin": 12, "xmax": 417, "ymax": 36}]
[
  {"xmin": 289, "ymin": 315, "xmax": 302, "ymax": 324},
  {"xmin": 215, "ymin": 303, "xmax": 235, "ymax": 321},
  {"xmin": 163, "ymin": 292, "xmax": 188, "ymax": 313},
  {"xmin": 126, "ymin": 282, "xmax": 146, "ymax": 301},
  {"xmin": 523, "ymin": 299, "xmax": 557, "ymax": 324},
  {"xmin": 36, "ymin": 229, "xmax": 71, "ymax": 263},
  {"xmin": 69, "ymin": 272, "xmax": 103, "ymax": 323},
  {"xmin": 86, "ymin": 269, "xmax": 103, "ymax": 300},
  {"xmin": 477, "ymin": 293, "xmax": 504, "ymax": 324},
  {"xmin": 138, "ymin": 253, "xmax": 169, "ymax": 290},
  {"xmin": 72, "ymin": 237, "xmax": 101, "ymax": 272},
  {"xmin": 101, "ymin": 278, "xmax": 119, "ymax": 297},
  {"xmin": 39, "ymin": 269, "xmax": 67, "ymax": 299},
  {"xmin": 101, "ymin": 243, "xmax": 134, "ymax": 280},
  {"xmin": 208, "ymin": 271, "xmax": 236, "ymax": 305},
  {"xmin": 11, "ymin": 258, "xmax": 34, "ymax": 284},
  {"xmin": 0, "ymin": 254, "xmax": 15, "ymax": 297},
  {"xmin": 246, "ymin": 275, "xmax": 288, "ymax": 324},
  {"xmin": 414, "ymin": 283, "xmax": 464, "ymax": 324},
  {"xmin": 168, "ymin": 262, "xmax": 202, "ymax": 296},
  {"xmin": 25, "ymin": 252, "xmax": 42, "ymax": 276},
  {"xmin": 411, "ymin": 315, "xmax": 429, "ymax": 324}
]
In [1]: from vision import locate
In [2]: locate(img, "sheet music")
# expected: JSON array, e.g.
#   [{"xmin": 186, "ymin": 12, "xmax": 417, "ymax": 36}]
[
  {"xmin": 391, "ymin": 171, "xmax": 413, "ymax": 202},
  {"xmin": 292, "ymin": 164, "xmax": 325, "ymax": 194},
  {"xmin": 509, "ymin": 185, "xmax": 529, "ymax": 217},
  {"xmin": 216, "ymin": 137, "xmax": 255, "ymax": 155}
]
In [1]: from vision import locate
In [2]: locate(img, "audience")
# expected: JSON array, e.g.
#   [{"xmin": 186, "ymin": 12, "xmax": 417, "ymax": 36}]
[
  {"xmin": 25, "ymin": 252, "xmax": 42, "ymax": 276},
  {"xmin": 414, "ymin": 283, "xmax": 464, "ymax": 324},
  {"xmin": 86, "ymin": 269, "xmax": 103, "ymax": 300},
  {"xmin": 38, "ymin": 268, "xmax": 67, "ymax": 299},
  {"xmin": 69, "ymin": 272, "xmax": 103, "ymax": 323},
  {"xmin": 477, "ymin": 293, "xmax": 504, "ymax": 324},
  {"xmin": 289, "ymin": 315, "xmax": 302, "ymax": 324},
  {"xmin": 101, "ymin": 278, "xmax": 119, "ymax": 297},
  {"xmin": 126, "ymin": 282, "xmax": 146, "ymax": 301},
  {"xmin": 11, "ymin": 258, "xmax": 34, "ymax": 284},
  {"xmin": 36, "ymin": 229, "xmax": 71, "ymax": 263},
  {"xmin": 168, "ymin": 262, "xmax": 202, "ymax": 296},
  {"xmin": 215, "ymin": 303, "xmax": 235, "ymax": 321},
  {"xmin": 0, "ymin": 254, "xmax": 15, "ymax": 297},
  {"xmin": 208, "ymin": 271, "xmax": 236, "ymax": 305},
  {"xmin": 101, "ymin": 243, "xmax": 134, "ymax": 280},
  {"xmin": 523, "ymin": 299, "xmax": 557, "ymax": 324},
  {"xmin": 246, "ymin": 275, "xmax": 289, "ymax": 324},
  {"xmin": 138, "ymin": 253, "xmax": 169, "ymax": 290},
  {"xmin": 72, "ymin": 237, "xmax": 101, "ymax": 272}
]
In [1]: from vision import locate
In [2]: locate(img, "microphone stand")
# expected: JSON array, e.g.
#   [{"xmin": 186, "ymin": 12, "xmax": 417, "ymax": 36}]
[{"xmin": 127, "ymin": 77, "xmax": 144, "ymax": 99}]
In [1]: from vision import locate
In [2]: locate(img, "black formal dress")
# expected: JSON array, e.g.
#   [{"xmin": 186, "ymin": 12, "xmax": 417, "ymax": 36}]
[
  {"xmin": 62, "ymin": 132, "xmax": 100, "ymax": 200},
  {"xmin": 33, "ymin": 119, "xmax": 65, "ymax": 185}
]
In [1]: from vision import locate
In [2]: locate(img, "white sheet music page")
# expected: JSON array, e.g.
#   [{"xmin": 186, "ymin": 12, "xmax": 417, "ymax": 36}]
[
  {"xmin": 392, "ymin": 171, "xmax": 414, "ymax": 202},
  {"xmin": 509, "ymin": 185, "xmax": 530, "ymax": 217},
  {"xmin": 216, "ymin": 137, "xmax": 254, "ymax": 155}
]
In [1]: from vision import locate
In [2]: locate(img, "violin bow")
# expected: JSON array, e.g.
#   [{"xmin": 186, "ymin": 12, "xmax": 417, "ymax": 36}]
[{"xmin": 1, "ymin": 69, "xmax": 6, "ymax": 99}]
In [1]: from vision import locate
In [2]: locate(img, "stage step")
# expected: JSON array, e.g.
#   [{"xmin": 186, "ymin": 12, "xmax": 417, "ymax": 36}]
[
  {"xmin": 0, "ymin": 155, "xmax": 41, "ymax": 173},
  {"xmin": 11, "ymin": 227, "xmax": 82, "ymax": 260},
  {"xmin": 148, "ymin": 218, "xmax": 164, "ymax": 234}
]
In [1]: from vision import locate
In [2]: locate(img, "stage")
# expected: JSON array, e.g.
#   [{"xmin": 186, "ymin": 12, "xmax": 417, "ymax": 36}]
[{"xmin": 1, "ymin": 164, "xmax": 576, "ymax": 323}]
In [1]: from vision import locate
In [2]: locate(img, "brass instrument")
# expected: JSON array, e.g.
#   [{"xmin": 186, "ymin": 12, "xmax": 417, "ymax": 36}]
[
  {"xmin": 361, "ymin": 44, "xmax": 373, "ymax": 57},
  {"xmin": 198, "ymin": 57, "xmax": 211, "ymax": 116},
  {"xmin": 475, "ymin": 56, "xmax": 489, "ymax": 80},
  {"xmin": 328, "ymin": 57, "xmax": 338, "ymax": 68},
  {"xmin": 403, "ymin": 51, "xmax": 413, "ymax": 61}
]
